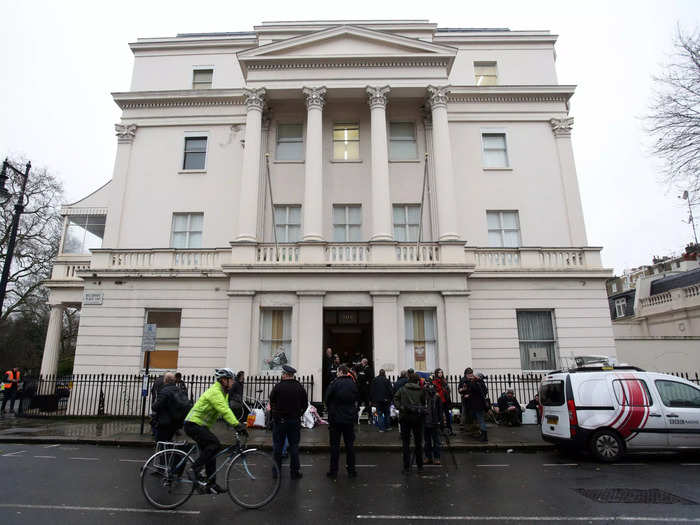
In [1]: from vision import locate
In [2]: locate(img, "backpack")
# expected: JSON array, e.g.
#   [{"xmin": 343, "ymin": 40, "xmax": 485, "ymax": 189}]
[{"xmin": 169, "ymin": 389, "xmax": 193, "ymax": 427}]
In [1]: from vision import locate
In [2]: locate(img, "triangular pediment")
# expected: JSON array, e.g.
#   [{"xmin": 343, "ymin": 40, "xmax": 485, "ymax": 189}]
[{"xmin": 238, "ymin": 25, "xmax": 456, "ymax": 79}]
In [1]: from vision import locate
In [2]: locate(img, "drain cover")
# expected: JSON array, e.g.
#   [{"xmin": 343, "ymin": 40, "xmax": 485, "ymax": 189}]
[{"xmin": 575, "ymin": 488, "xmax": 696, "ymax": 505}]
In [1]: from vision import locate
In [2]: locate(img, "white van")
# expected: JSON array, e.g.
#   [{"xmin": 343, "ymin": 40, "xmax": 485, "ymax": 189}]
[{"xmin": 540, "ymin": 365, "xmax": 700, "ymax": 461}]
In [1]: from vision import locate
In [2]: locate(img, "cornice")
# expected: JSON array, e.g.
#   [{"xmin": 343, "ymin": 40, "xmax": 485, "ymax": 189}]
[
  {"xmin": 113, "ymin": 89, "xmax": 246, "ymax": 110},
  {"xmin": 246, "ymin": 56, "xmax": 451, "ymax": 71},
  {"xmin": 447, "ymin": 85, "xmax": 575, "ymax": 104},
  {"xmin": 60, "ymin": 206, "xmax": 108, "ymax": 216}
]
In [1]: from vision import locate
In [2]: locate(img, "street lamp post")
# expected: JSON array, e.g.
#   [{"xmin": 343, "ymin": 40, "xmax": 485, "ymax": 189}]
[
  {"xmin": 0, "ymin": 158, "xmax": 32, "ymax": 315},
  {"xmin": 681, "ymin": 190, "xmax": 699, "ymax": 246}
]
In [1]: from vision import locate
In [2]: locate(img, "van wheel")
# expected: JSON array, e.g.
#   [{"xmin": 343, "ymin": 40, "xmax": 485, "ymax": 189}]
[{"xmin": 590, "ymin": 429, "xmax": 624, "ymax": 462}]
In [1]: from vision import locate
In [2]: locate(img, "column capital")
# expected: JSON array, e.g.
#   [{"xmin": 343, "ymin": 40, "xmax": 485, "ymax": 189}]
[
  {"xmin": 243, "ymin": 87, "xmax": 266, "ymax": 112},
  {"xmin": 426, "ymin": 85, "xmax": 451, "ymax": 110},
  {"xmin": 302, "ymin": 86, "xmax": 327, "ymax": 110},
  {"xmin": 550, "ymin": 116, "xmax": 574, "ymax": 137},
  {"xmin": 115, "ymin": 123, "xmax": 136, "ymax": 144},
  {"xmin": 366, "ymin": 85, "xmax": 391, "ymax": 109}
]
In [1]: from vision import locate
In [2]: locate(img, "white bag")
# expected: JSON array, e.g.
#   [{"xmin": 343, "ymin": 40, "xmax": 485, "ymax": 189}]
[
  {"xmin": 390, "ymin": 404, "xmax": 399, "ymax": 419},
  {"xmin": 302, "ymin": 405, "xmax": 315, "ymax": 429},
  {"xmin": 249, "ymin": 407, "xmax": 266, "ymax": 428}
]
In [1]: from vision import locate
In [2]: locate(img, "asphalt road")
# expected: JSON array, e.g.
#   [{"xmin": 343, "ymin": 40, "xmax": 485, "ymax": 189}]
[{"xmin": 1, "ymin": 442, "xmax": 700, "ymax": 524}]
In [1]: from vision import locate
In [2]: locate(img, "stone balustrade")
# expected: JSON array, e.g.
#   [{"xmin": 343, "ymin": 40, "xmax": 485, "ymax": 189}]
[
  {"xmin": 637, "ymin": 284, "xmax": 700, "ymax": 316},
  {"xmin": 90, "ymin": 248, "xmax": 229, "ymax": 271},
  {"xmin": 50, "ymin": 256, "xmax": 92, "ymax": 280}
]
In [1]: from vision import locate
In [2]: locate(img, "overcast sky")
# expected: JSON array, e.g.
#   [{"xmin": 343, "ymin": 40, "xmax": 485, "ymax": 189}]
[{"xmin": 1, "ymin": 0, "xmax": 698, "ymax": 274}]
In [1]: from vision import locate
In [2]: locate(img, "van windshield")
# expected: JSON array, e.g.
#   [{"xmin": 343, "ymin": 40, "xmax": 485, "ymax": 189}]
[{"xmin": 540, "ymin": 380, "xmax": 565, "ymax": 406}]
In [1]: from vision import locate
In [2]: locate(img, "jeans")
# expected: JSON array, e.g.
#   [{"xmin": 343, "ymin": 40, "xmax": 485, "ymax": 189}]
[
  {"xmin": 424, "ymin": 426, "xmax": 441, "ymax": 461},
  {"xmin": 328, "ymin": 422, "xmax": 356, "ymax": 474},
  {"xmin": 375, "ymin": 401, "xmax": 391, "ymax": 431},
  {"xmin": 2, "ymin": 389, "xmax": 17, "ymax": 413},
  {"xmin": 473, "ymin": 409, "xmax": 487, "ymax": 432},
  {"xmin": 184, "ymin": 421, "xmax": 220, "ymax": 478},
  {"xmin": 400, "ymin": 417, "xmax": 423, "ymax": 469},
  {"xmin": 273, "ymin": 418, "xmax": 301, "ymax": 475}
]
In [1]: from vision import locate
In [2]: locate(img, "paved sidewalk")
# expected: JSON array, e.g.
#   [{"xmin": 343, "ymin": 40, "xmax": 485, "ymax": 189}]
[{"xmin": 0, "ymin": 414, "xmax": 552, "ymax": 451}]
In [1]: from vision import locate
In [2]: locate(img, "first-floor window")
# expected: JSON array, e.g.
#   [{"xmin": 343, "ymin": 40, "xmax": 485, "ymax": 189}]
[
  {"xmin": 62, "ymin": 214, "xmax": 106, "ymax": 254},
  {"xmin": 144, "ymin": 310, "xmax": 181, "ymax": 369},
  {"xmin": 171, "ymin": 213, "xmax": 203, "ymax": 248},
  {"xmin": 517, "ymin": 310, "xmax": 558, "ymax": 371},
  {"xmin": 614, "ymin": 298, "xmax": 627, "ymax": 318},
  {"xmin": 183, "ymin": 137, "xmax": 207, "ymax": 170},
  {"xmin": 274, "ymin": 205, "xmax": 301, "ymax": 242},
  {"xmin": 487, "ymin": 210, "xmax": 520, "ymax": 247},
  {"xmin": 393, "ymin": 204, "xmax": 420, "ymax": 242},
  {"xmin": 333, "ymin": 204, "xmax": 362, "ymax": 242},
  {"xmin": 405, "ymin": 309, "xmax": 437, "ymax": 372},
  {"xmin": 260, "ymin": 309, "xmax": 292, "ymax": 372}
]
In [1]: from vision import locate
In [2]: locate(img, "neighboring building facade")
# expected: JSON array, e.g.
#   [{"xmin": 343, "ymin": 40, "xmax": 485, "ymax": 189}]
[
  {"xmin": 42, "ymin": 20, "xmax": 615, "ymax": 398},
  {"xmin": 608, "ymin": 245, "xmax": 700, "ymax": 370}
]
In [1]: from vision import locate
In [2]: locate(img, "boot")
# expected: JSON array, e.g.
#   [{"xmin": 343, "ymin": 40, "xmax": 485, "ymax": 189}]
[{"xmin": 479, "ymin": 431, "xmax": 488, "ymax": 442}]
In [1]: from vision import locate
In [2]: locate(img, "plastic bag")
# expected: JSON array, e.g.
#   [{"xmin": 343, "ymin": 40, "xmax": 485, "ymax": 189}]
[
  {"xmin": 302, "ymin": 405, "xmax": 315, "ymax": 429},
  {"xmin": 247, "ymin": 407, "xmax": 266, "ymax": 428}
]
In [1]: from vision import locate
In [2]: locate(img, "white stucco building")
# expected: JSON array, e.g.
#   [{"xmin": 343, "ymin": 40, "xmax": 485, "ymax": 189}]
[{"xmin": 41, "ymin": 20, "xmax": 616, "ymax": 398}]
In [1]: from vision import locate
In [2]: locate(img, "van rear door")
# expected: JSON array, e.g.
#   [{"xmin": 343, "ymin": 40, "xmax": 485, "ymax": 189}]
[{"xmin": 541, "ymin": 378, "xmax": 569, "ymax": 439}]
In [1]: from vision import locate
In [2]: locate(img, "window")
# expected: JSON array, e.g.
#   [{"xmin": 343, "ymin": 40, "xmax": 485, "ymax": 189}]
[
  {"xmin": 655, "ymin": 380, "xmax": 700, "ymax": 408},
  {"xmin": 260, "ymin": 309, "xmax": 292, "ymax": 372},
  {"xmin": 611, "ymin": 282, "xmax": 618, "ymax": 293},
  {"xmin": 389, "ymin": 122, "xmax": 417, "ymax": 160},
  {"xmin": 482, "ymin": 133, "xmax": 509, "ymax": 168},
  {"xmin": 144, "ymin": 310, "xmax": 181, "ymax": 369},
  {"xmin": 613, "ymin": 379, "xmax": 653, "ymax": 407},
  {"xmin": 393, "ymin": 204, "xmax": 420, "ymax": 242},
  {"xmin": 273, "ymin": 205, "xmax": 301, "ymax": 242},
  {"xmin": 517, "ymin": 310, "xmax": 558, "ymax": 370},
  {"xmin": 540, "ymin": 381, "xmax": 565, "ymax": 406},
  {"xmin": 333, "ymin": 123, "xmax": 360, "ymax": 160},
  {"xmin": 614, "ymin": 298, "xmax": 627, "ymax": 318},
  {"xmin": 487, "ymin": 211, "xmax": 520, "ymax": 247},
  {"xmin": 474, "ymin": 62, "xmax": 497, "ymax": 86},
  {"xmin": 405, "ymin": 309, "xmax": 437, "ymax": 372},
  {"xmin": 192, "ymin": 69, "xmax": 213, "ymax": 89},
  {"xmin": 183, "ymin": 137, "xmax": 207, "ymax": 170},
  {"xmin": 276, "ymin": 124, "xmax": 304, "ymax": 161},
  {"xmin": 171, "ymin": 213, "xmax": 203, "ymax": 248},
  {"xmin": 333, "ymin": 205, "xmax": 362, "ymax": 242},
  {"xmin": 62, "ymin": 215, "xmax": 105, "ymax": 254}
]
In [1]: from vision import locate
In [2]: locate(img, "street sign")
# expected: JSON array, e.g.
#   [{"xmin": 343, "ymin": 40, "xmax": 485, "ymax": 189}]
[
  {"xmin": 142, "ymin": 323, "xmax": 157, "ymax": 352},
  {"xmin": 84, "ymin": 292, "xmax": 103, "ymax": 305}
]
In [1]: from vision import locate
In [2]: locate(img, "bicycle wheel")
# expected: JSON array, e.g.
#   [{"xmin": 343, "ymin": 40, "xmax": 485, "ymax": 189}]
[
  {"xmin": 226, "ymin": 449, "xmax": 280, "ymax": 509},
  {"xmin": 141, "ymin": 448, "xmax": 195, "ymax": 509}
]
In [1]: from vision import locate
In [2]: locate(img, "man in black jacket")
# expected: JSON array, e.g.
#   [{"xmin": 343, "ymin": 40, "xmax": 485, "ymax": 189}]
[
  {"xmin": 394, "ymin": 372, "xmax": 427, "ymax": 473},
  {"xmin": 325, "ymin": 364, "xmax": 359, "ymax": 478},
  {"xmin": 152, "ymin": 372, "xmax": 181, "ymax": 442},
  {"xmin": 370, "ymin": 369, "xmax": 393, "ymax": 431},
  {"xmin": 269, "ymin": 365, "xmax": 308, "ymax": 480},
  {"xmin": 464, "ymin": 371, "xmax": 489, "ymax": 441}
]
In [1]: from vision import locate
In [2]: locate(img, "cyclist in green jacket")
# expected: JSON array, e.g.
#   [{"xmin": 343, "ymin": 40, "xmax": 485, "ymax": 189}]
[{"xmin": 184, "ymin": 368, "xmax": 248, "ymax": 493}]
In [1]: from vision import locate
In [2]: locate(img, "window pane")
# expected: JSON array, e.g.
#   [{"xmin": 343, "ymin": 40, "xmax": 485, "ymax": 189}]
[
  {"xmin": 185, "ymin": 138, "xmax": 207, "ymax": 152},
  {"xmin": 655, "ymin": 380, "xmax": 700, "ymax": 408},
  {"xmin": 278, "ymin": 124, "xmax": 302, "ymax": 140},
  {"xmin": 501, "ymin": 211, "xmax": 518, "ymax": 229},
  {"xmin": 276, "ymin": 142, "xmax": 303, "ymax": 161},
  {"xmin": 517, "ymin": 311, "xmax": 554, "ymax": 340},
  {"xmin": 172, "ymin": 214, "xmax": 188, "ymax": 231},
  {"xmin": 288, "ymin": 206, "xmax": 301, "ymax": 224},
  {"xmin": 503, "ymin": 230, "xmax": 520, "ymax": 247},
  {"xmin": 187, "ymin": 232, "xmax": 202, "ymax": 248},
  {"xmin": 287, "ymin": 225, "xmax": 300, "ymax": 242},
  {"xmin": 332, "ymin": 206, "xmax": 345, "ymax": 224},
  {"xmin": 189, "ymin": 213, "xmax": 203, "ymax": 231},
  {"xmin": 333, "ymin": 226, "xmax": 346, "ymax": 242},
  {"xmin": 408, "ymin": 225, "xmax": 419, "ymax": 242},
  {"xmin": 83, "ymin": 229, "xmax": 103, "ymax": 252},
  {"xmin": 394, "ymin": 226, "xmax": 405, "ymax": 242},
  {"xmin": 172, "ymin": 232, "xmax": 187, "ymax": 248},
  {"xmin": 390, "ymin": 122, "xmax": 415, "ymax": 139},
  {"xmin": 393, "ymin": 206, "xmax": 405, "ymax": 224},
  {"xmin": 275, "ymin": 225, "xmax": 287, "ymax": 242},
  {"xmin": 348, "ymin": 225, "xmax": 361, "ymax": 241},
  {"xmin": 488, "ymin": 231, "xmax": 503, "ymax": 247},
  {"xmin": 333, "ymin": 124, "xmax": 359, "ymax": 141},
  {"xmin": 486, "ymin": 212, "xmax": 501, "ymax": 229},
  {"xmin": 407, "ymin": 205, "xmax": 420, "ymax": 223},
  {"xmin": 62, "ymin": 224, "xmax": 84, "ymax": 253},
  {"xmin": 483, "ymin": 134, "xmax": 506, "ymax": 149},
  {"xmin": 274, "ymin": 206, "xmax": 287, "ymax": 224},
  {"xmin": 348, "ymin": 206, "xmax": 361, "ymax": 224},
  {"xmin": 193, "ymin": 70, "xmax": 213, "ymax": 82},
  {"xmin": 483, "ymin": 149, "xmax": 508, "ymax": 168},
  {"xmin": 333, "ymin": 142, "xmax": 347, "ymax": 160},
  {"xmin": 474, "ymin": 64, "xmax": 496, "ymax": 76},
  {"xmin": 390, "ymin": 140, "xmax": 417, "ymax": 159},
  {"xmin": 183, "ymin": 152, "xmax": 206, "ymax": 170}
]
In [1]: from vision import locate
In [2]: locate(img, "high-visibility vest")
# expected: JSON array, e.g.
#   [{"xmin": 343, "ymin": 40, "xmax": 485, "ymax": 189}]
[{"xmin": 4, "ymin": 370, "xmax": 19, "ymax": 390}]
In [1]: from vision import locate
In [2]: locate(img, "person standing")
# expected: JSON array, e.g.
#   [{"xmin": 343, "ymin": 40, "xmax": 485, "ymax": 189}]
[
  {"xmin": 432, "ymin": 368, "xmax": 454, "ymax": 436},
  {"xmin": 174, "ymin": 372, "xmax": 188, "ymax": 394},
  {"xmin": 423, "ymin": 383, "xmax": 443, "ymax": 465},
  {"xmin": 370, "ymin": 369, "xmax": 393, "ymax": 432},
  {"xmin": 269, "ymin": 364, "xmax": 308, "ymax": 480},
  {"xmin": 2, "ymin": 367, "xmax": 20, "ymax": 414},
  {"xmin": 393, "ymin": 370, "xmax": 408, "ymax": 395},
  {"xmin": 152, "ymin": 372, "xmax": 191, "ymax": 442},
  {"xmin": 465, "ymin": 371, "xmax": 489, "ymax": 442},
  {"xmin": 457, "ymin": 367, "xmax": 474, "ymax": 431},
  {"xmin": 322, "ymin": 347, "xmax": 334, "ymax": 396},
  {"xmin": 355, "ymin": 358, "xmax": 373, "ymax": 424},
  {"xmin": 325, "ymin": 364, "xmax": 359, "ymax": 478},
  {"xmin": 394, "ymin": 371, "xmax": 426, "ymax": 474}
]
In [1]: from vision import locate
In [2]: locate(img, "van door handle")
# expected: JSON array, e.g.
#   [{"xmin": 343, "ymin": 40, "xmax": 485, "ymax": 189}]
[
  {"xmin": 666, "ymin": 414, "xmax": 679, "ymax": 418},
  {"xmin": 648, "ymin": 413, "xmax": 662, "ymax": 417}
]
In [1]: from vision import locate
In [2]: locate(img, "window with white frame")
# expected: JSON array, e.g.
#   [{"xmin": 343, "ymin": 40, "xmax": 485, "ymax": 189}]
[
  {"xmin": 333, "ymin": 123, "xmax": 360, "ymax": 160},
  {"xmin": 273, "ymin": 205, "xmax": 301, "ymax": 242},
  {"xmin": 276, "ymin": 124, "xmax": 304, "ymax": 161},
  {"xmin": 405, "ymin": 309, "xmax": 437, "ymax": 372},
  {"xmin": 192, "ymin": 69, "xmax": 213, "ymax": 89},
  {"xmin": 614, "ymin": 298, "xmax": 627, "ymax": 318},
  {"xmin": 389, "ymin": 122, "xmax": 417, "ymax": 160},
  {"xmin": 333, "ymin": 205, "xmax": 362, "ymax": 242},
  {"xmin": 144, "ymin": 309, "xmax": 182, "ymax": 370},
  {"xmin": 487, "ymin": 210, "xmax": 521, "ymax": 247},
  {"xmin": 171, "ymin": 213, "xmax": 203, "ymax": 248},
  {"xmin": 260, "ymin": 309, "xmax": 292, "ymax": 372},
  {"xmin": 517, "ymin": 310, "xmax": 558, "ymax": 370},
  {"xmin": 474, "ymin": 62, "xmax": 498, "ymax": 86},
  {"xmin": 482, "ymin": 132, "xmax": 509, "ymax": 168},
  {"xmin": 393, "ymin": 204, "xmax": 420, "ymax": 242},
  {"xmin": 62, "ymin": 215, "xmax": 105, "ymax": 254},
  {"xmin": 183, "ymin": 137, "xmax": 207, "ymax": 170}
]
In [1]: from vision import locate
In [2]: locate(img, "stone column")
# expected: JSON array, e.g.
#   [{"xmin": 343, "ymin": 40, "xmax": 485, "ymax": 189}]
[
  {"xmin": 426, "ymin": 86, "xmax": 460, "ymax": 242},
  {"xmin": 235, "ymin": 88, "xmax": 266, "ymax": 243},
  {"xmin": 302, "ymin": 87, "xmax": 326, "ymax": 243},
  {"xmin": 297, "ymin": 291, "xmax": 325, "ymax": 401},
  {"xmin": 367, "ymin": 86, "xmax": 393, "ymax": 242},
  {"xmin": 226, "ymin": 291, "xmax": 255, "ymax": 373},
  {"xmin": 40, "ymin": 304, "xmax": 65, "ymax": 377},
  {"xmin": 550, "ymin": 117, "xmax": 588, "ymax": 246},
  {"xmin": 371, "ymin": 291, "xmax": 400, "ymax": 373},
  {"xmin": 103, "ymin": 124, "xmax": 137, "ymax": 247},
  {"xmin": 442, "ymin": 292, "xmax": 471, "ymax": 375}
]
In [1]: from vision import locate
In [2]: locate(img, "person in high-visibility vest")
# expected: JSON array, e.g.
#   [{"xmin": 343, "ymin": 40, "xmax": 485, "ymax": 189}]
[{"xmin": 2, "ymin": 368, "xmax": 21, "ymax": 415}]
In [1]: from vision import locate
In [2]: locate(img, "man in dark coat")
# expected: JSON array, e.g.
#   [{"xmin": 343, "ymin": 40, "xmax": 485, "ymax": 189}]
[
  {"xmin": 370, "ymin": 369, "xmax": 393, "ymax": 431},
  {"xmin": 423, "ymin": 383, "xmax": 443, "ymax": 464},
  {"xmin": 269, "ymin": 364, "xmax": 308, "ymax": 480},
  {"xmin": 464, "ymin": 371, "xmax": 489, "ymax": 441},
  {"xmin": 393, "ymin": 370, "xmax": 409, "ymax": 395},
  {"xmin": 497, "ymin": 389, "xmax": 522, "ymax": 426},
  {"xmin": 325, "ymin": 364, "xmax": 359, "ymax": 478},
  {"xmin": 152, "ymin": 372, "xmax": 182, "ymax": 442},
  {"xmin": 394, "ymin": 372, "xmax": 426, "ymax": 473}
]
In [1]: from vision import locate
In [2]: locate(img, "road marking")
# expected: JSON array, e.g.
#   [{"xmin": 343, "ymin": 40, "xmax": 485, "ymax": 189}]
[
  {"xmin": 0, "ymin": 503, "xmax": 199, "ymax": 515},
  {"xmin": 681, "ymin": 463, "xmax": 700, "ymax": 466},
  {"xmin": 475, "ymin": 464, "xmax": 509, "ymax": 467},
  {"xmin": 355, "ymin": 464, "xmax": 378, "ymax": 467},
  {"xmin": 70, "ymin": 457, "xmax": 99, "ymax": 461},
  {"xmin": 119, "ymin": 459, "xmax": 144, "ymax": 463},
  {"xmin": 542, "ymin": 463, "xmax": 578, "ymax": 467},
  {"xmin": 612, "ymin": 463, "xmax": 646, "ymax": 466},
  {"xmin": 42, "ymin": 444, "xmax": 61, "ymax": 448},
  {"xmin": 33, "ymin": 456, "xmax": 56, "ymax": 459},
  {"xmin": 2, "ymin": 450, "xmax": 26, "ymax": 457},
  {"xmin": 356, "ymin": 515, "xmax": 700, "ymax": 522}
]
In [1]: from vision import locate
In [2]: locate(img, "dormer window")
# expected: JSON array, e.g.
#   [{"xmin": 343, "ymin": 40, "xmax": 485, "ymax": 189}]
[{"xmin": 192, "ymin": 68, "xmax": 213, "ymax": 89}]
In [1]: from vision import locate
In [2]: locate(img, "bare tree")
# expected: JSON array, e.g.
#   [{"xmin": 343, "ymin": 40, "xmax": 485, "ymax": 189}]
[
  {"xmin": 0, "ymin": 156, "xmax": 64, "ymax": 321},
  {"xmin": 647, "ymin": 28, "xmax": 700, "ymax": 206}
]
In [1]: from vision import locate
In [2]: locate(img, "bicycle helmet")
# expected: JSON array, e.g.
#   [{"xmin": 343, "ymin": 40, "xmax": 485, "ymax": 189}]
[{"xmin": 214, "ymin": 368, "xmax": 235, "ymax": 380}]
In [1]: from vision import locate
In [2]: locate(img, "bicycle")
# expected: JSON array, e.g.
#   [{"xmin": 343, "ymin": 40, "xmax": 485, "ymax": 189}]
[
  {"xmin": 230, "ymin": 388, "xmax": 267, "ymax": 422},
  {"xmin": 140, "ymin": 432, "xmax": 280, "ymax": 510}
]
